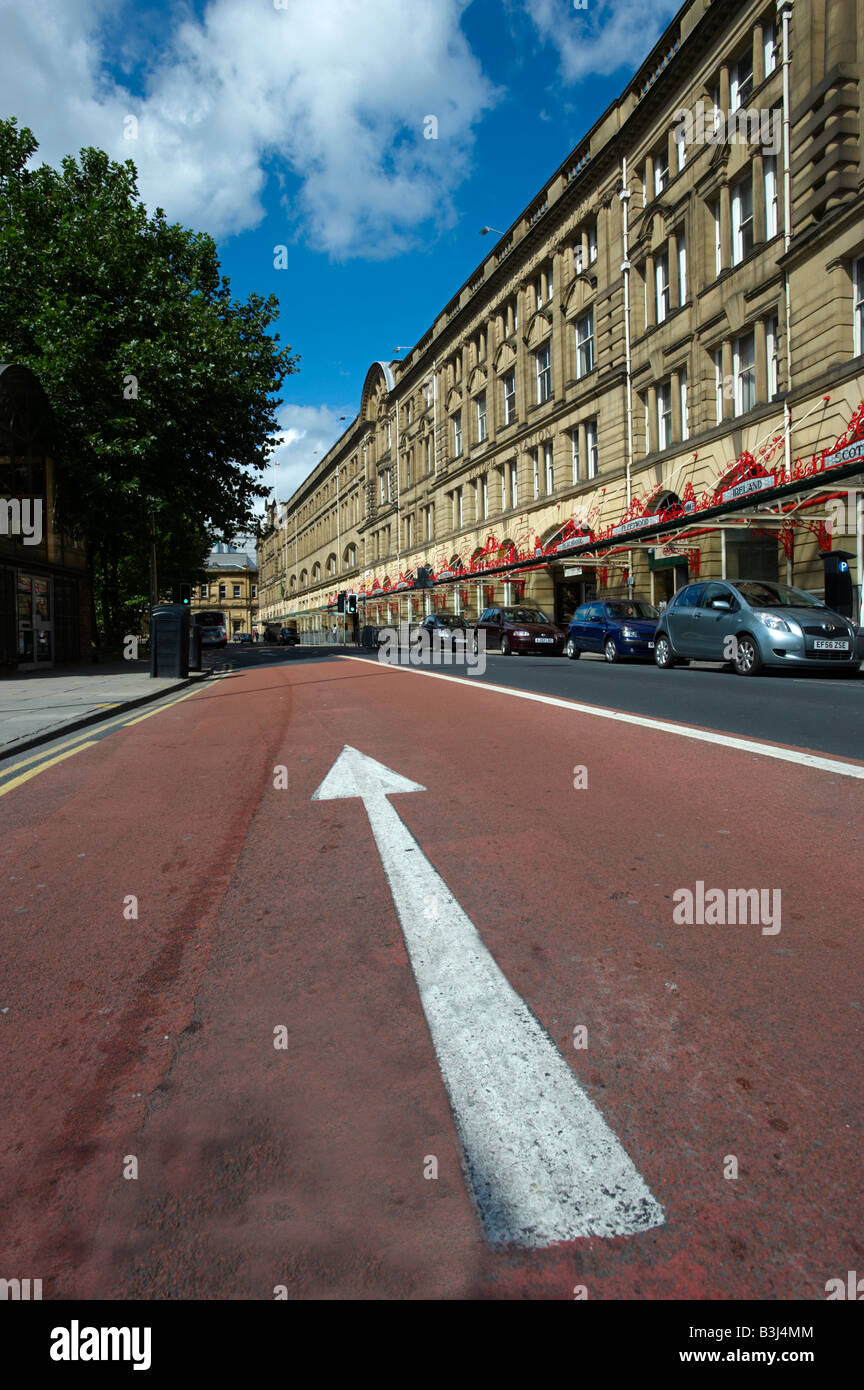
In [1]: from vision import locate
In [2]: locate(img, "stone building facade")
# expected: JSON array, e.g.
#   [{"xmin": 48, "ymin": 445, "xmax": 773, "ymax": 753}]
[
  {"xmin": 259, "ymin": 0, "xmax": 864, "ymax": 636},
  {"xmin": 191, "ymin": 544, "xmax": 259, "ymax": 638}
]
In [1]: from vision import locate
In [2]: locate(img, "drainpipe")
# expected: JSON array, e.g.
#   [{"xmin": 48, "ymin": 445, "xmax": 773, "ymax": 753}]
[
  {"xmin": 429, "ymin": 360, "xmax": 438, "ymax": 603},
  {"xmin": 432, "ymin": 360, "xmax": 439, "ymax": 479},
  {"xmin": 620, "ymin": 157, "xmax": 635, "ymax": 585},
  {"xmin": 779, "ymin": 2, "xmax": 794, "ymax": 489}
]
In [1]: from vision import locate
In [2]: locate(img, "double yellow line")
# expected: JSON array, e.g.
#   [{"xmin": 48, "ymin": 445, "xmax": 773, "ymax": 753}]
[{"xmin": 0, "ymin": 682, "xmax": 208, "ymax": 798}]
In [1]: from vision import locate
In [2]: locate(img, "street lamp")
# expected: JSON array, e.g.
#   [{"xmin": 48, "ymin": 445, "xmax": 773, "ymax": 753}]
[{"xmin": 479, "ymin": 227, "xmax": 504, "ymax": 236}]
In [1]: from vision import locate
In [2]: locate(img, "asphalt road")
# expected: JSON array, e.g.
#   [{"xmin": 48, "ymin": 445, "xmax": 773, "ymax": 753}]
[
  {"xmin": 1, "ymin": 650, "xmax": 861, "ymax": 1300},
  {"xmin": 212, "ymin": 640, "xmax": 864, "ymax": 761},
  {"xmin": 1, "ymin": 650, "xmax": 864, "ymax": 1301}
]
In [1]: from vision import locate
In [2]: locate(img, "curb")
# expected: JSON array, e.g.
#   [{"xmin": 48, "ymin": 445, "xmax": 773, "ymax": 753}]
[{"xmin": 0, "ymin": 670, "xmax": 212, "ymax": 763}]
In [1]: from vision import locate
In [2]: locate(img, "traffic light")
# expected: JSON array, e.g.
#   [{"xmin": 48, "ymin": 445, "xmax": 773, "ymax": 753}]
[
  {"xmin": 347, "ymin": 593, "xmax": 357, "ymax": 615},
  {"xmin": 337, "ymin": 591, "xmax": 346, "ymax": 613},
  {"xmin": 170, "ymin": 583, "xmax": 192, "ymax": 605}
]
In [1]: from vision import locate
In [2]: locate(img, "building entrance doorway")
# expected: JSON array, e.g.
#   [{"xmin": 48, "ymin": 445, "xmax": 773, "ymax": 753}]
[
  {"xmin": 16, "ymin": 572, "xmax": 53, "ymax": 668},
  {"xmin": 555, "ymin": 577, "xmax": 596, "ymax": 627}
]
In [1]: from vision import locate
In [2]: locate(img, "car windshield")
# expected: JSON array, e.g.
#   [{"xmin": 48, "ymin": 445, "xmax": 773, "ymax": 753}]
[
  {"xmin": 436, "ymin": 615, "xmax": 466, "ymax": 628},
  {"xmin": 605, "ymin": 601, "xmax": 659, "ymax": 620},
  {"xmin": 732, "ymin": 581, "xmax": 827, "ymax": 609},
  {"xmin": 501, "ymin": 608, "xmax": 549, "ymax": 624}
]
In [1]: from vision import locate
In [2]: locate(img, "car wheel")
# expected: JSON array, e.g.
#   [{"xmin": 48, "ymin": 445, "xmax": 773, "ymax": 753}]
[
  {"xmin": 564, "ymin": 638, "xmax": 581, "ymax": 660},
  {"xmin": 501, "ymin": 635, "xmax": 512, "ymax": 655},
  {"xmin": 472, "ymin": 635, "xmax": 479, "ymax": 656},
  {"xmin": 604, "ymin": 637, "xmax": 619, "ymax": 664},
  {"xmin": 733, "ymin": 633, "xmax": 762, "ymax": 676},
  {"xmin": 654, "ymin": 634, "xmax": 676, "ymax": 669}
]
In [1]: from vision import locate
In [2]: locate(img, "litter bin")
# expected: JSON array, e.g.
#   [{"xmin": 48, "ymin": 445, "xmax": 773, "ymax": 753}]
[
  {"xmin": 188, "ymin": 622, "xmax": 203, "ymax": 670},
  {"xmin": 149, "ymin": 604, "xmax": 190, "ymax": 679}
]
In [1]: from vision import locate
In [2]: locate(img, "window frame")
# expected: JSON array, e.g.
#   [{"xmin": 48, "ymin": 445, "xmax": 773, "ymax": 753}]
[
  {"xmin": 730, "ymin": 46, "xmax": 754, "ymax": 111},
  {"xmin": 657, "ymin": 380, "xmax": 673, "ymax": 451},
  {"xmin": 477, "ymin": 392, "xmax": 487, "ymax": 443},
  {"xmin": 763, "ymin": 23, "xmax": 778, "ymax": 76},
  {"xmin": 653, "ymin": 142, "xmax": 670, "ymax": 197},
  {"xmin": 764, "ymin": 154, "xmax": 778, "ymax": 239},
  {"xmin": 585, "ymin": 419, "xmax": 598, "ymax": 479},
  {"xmin": 575, "ymin": 311, "xmax": 595, "ymax": 379},
  {"xmin": 854, "ymin": 256, "xmax": 864, "ymax": 357},
  {"xmin": 766, "ymin": 315, "xmax": 780, "ymax": 399},
  {"xmin": 535, "ymin": 343, "xmax": 552, "ymax": 403},
  {"xmin": 733, "ymin": 330, "xmax": 756, "ymax": 415},
  {"xmin": 655, "ymin": 251, "xmax": 670, "ymax": 323},
  {"xmin": 732, "ymin": 176, "xmax": 754, "ymax": 265}
]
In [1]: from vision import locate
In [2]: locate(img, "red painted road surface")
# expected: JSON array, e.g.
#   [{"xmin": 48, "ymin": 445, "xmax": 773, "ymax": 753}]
[{"xmin": 1, "ymin": 657, "xmax": 862, "ymax": 1299}]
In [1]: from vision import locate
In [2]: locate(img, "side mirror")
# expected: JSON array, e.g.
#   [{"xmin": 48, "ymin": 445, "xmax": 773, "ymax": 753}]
[{"xmin": 710, "ymin": 598, "xmax": 732, "ymax": 611}]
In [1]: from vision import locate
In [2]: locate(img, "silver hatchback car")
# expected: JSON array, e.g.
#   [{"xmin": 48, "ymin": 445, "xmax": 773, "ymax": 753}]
[{"xmin": 653, "ymin": 579, "xmax": 860, "ymax": 676}]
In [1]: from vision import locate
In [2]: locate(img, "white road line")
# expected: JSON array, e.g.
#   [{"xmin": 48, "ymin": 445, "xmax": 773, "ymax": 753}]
[
  {"xmin": 336, "ymin": 656, "xmax": 864, "ymax": 780},
  {"xmin": 312, "ymin": 745, "xmax": 665, "ymax": 1248}
]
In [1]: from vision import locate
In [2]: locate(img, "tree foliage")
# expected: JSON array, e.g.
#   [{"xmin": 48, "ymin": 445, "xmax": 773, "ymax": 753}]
[{"xmin": 0, "ymin": 118, "xmax": 297, "ymax": 646}]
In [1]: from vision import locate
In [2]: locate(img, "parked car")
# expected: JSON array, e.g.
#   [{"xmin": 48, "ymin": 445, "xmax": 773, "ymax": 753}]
[
  {"xmin": 653, "ymin": 579, "xmax": 860, "ymax": 676},
  {"xmin": 235, "ymin": 632, "xmax": 252, "ymax": 644},
  {"xmin": 473, "ymin": 605, "xmax": 566, "ymax": 655},
  {"xmin": 565, "ymin": 599, "xmax": 659, "ymax": 662},
  {"xmin": 279, "ymin": 627, "xmax": 300, "ymax": 646},
  {"xmin": 418, "ymin": 614, "xmax": 468, "ymax": 640}
]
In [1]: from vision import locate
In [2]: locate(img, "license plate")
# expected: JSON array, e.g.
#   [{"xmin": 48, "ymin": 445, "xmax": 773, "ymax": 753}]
[
  {"xmin": 813, "ymin": 639, "xmax": 849, "ymax": 650},
  {"xmin": 536, "ymin": 637, "xmax": 553, "ymax": 643}
]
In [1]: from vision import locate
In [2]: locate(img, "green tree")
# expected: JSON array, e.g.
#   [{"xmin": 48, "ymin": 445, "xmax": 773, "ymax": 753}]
[{"xmin": 0, "ymin": 118, "xmax": 296, "ymax": 648}]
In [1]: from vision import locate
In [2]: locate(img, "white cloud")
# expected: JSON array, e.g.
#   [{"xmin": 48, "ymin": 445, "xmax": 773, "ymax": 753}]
[
  {"xmin": 521, "ymin": 0, "xmax": 680, "ymax": 82},
  {"xmin": 0, "ymin": 0, "xmax": 497, "ymax": 257},
  {"xmin": 254, "ymin": 403, "xmax": 354, "ymax": 513}
]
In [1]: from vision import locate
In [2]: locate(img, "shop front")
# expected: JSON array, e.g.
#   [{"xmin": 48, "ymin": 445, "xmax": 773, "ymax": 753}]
[{"xmin": 1, "ymin": 364, "xmax": 91, "ymax": 670}]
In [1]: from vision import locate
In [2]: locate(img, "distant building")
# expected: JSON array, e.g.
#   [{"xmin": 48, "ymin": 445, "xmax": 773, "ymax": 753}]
[
  {"xmin": 191, "ymin": 542, "xmax": 258, "ymax": 636},
  {"xmin": 0, "ymin": 364, "xmax": 91, "ymax": 669},
  {"xmin": 259, "ymin": 0, "xmax": 864, "ymax": 636}
]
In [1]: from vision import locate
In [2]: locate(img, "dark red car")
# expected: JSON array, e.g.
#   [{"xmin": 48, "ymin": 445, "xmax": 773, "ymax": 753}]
[{"xmin": 473, "ymin": 604, "xmax": 566, "ymax": 655}]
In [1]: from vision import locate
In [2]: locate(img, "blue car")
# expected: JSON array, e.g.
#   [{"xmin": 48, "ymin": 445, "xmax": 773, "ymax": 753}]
[{"xmin": 565, "ymin": 599, "xmax": 659, "ymax": 663}]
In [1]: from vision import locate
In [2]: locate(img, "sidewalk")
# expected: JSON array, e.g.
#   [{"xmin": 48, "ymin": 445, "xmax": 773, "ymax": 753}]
[{"xmin": 0, "ymin": 660, "xmax": 210, "ymax": 759}]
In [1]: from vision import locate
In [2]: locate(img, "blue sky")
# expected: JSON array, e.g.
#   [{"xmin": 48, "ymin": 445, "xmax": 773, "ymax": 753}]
[{"xmin": 0, "ymin": 0, "xmax": 679, "ymax": 508}]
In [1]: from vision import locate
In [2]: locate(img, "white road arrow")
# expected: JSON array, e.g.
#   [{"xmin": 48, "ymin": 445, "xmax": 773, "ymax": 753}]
[{"xmin": 312, "ymin": 745, "xmax": 664, "ymax": 1248}]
